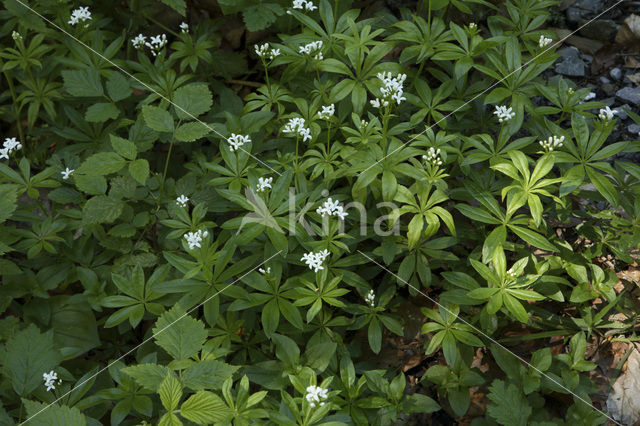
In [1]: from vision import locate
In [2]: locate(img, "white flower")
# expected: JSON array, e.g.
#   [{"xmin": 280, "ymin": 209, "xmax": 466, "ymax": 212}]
[
  {"xmin": 538, "ymin": 35, "xmax": 552, "ymax": 48},
  {"xmin": 176, "ymin": 194, "xmax": 189, "ymax": 207},
  {"xmin": 584, "ymin": 92, "xmax": 596, "ymax": 101},
  {"xmin": 131, "ymin": 34, "xmax": 146, "ymax": 49},
  {"xmin": 422, "ymin": 147, "xmax": 443, "ymax": 166},
  {"xmin": 145, "ymin": 34, "xmax": 167, "ymax": 56},
  {"xmin": 1, "ymin": 137, "xmax": 22, "ymax": 160},
  {"xmin": 179, "ymin": 22, "xmax": 189, "ymax": 33},
  {"xmin": 599, "ymin": 106, "xmax": 617, "ymax": 121},
  {"xmin": 184, "ymin": 229, "xmax": 208, "ymax": 250},
  {"xmin": 68, "ymin": 6, "xmax": 92, "ymax": 26},
  {"xmin": 61, "ymin": 167, "xmax": 74, "ymax": 180},
  {"xmin": 365, "ymin": 289, "xmax": 375, "ymax": 307},
  {"xmin": 269, "ymin": 49, "xmax": 280, "ymax": 60},
  {"xmin": 305, "ymin": 385, "xmax": 328, "ymax": 408},
  {"xmin": 227, "ymin": 133, "xmax": 251, "ymax": 151},
  {"xmin": 12, "ymin": 31, "xmax": 21, "ymax": 42},
  {"xmin": 291, "ymin": 0, "xmax": 317, "ymax": 12},
  {"xmin": 493, "ymin": 105, "xmax": 515, "ymax": 123},
  {"xmin": 259, "ymin": 266, "xmax": 271, "ymax": 274},
  {"xmin": 469, "ymin": 23, "xmax": 477, "ymax": 29},
  {"xmin": 283, "ymin": 117, "xmax": 312, "ymax": 142},
  {"xmin": 301, "ymin": 249, "xmax": 330, "ymax": 273},
  {"xmin": 371, "ymin": 72, "xmax": 407, "ymax": 108},
  {"xmin": 256, "ymin": 177, "xmax": 273, "ymax": 192},
  {"xmin": 43, "ymin": 370, "xmax": 61, "ymax": 392},
  {"xmin": 316, "ymin": 197, "xmax": 348, "ymax": 220},
  {"xmin": 318, "ymin": 104, "xmax": 335, "ymax": 120},
  {"xmin": 255, "ymin": 43, "xmax": 270, "ymax": 58},
  {"xmin": 299, "ymin": 41, "xmax": 323, "ymax": 60},
  {"xmin": 538, "ymin": 135, "xmax": 564, "ymax": 152}
]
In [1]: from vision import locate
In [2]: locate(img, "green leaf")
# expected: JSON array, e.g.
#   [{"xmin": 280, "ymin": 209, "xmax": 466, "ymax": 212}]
[
  {"xmin": 50, "ymin": 295, "xmax": 100, "ymax": 359},
  {"xmin": 242, "ymin": 3, "xmax": 283, "ymax": 32},
  {"xmin": 174, "ymin": 84, "xmax": 213, "ymax": 120},
  {"xmin": 182, "ymin": 360, "xmax": 239, "ymax": 391},
  {"xmin": 486, "ymin": 380, "xmax": 531, "ymax": 426},
  {"xmin": 110, "ymin": 135, "xmax": 137, "ymax": 160},
  {"xmin": 62, "ymin": 68, "xmax": 103, "ymax": 97},
  {"xmin": 22, "ymin": 399, "xmax": 87, "ymax": 426},
  {"xmin": 84, "ymin": 102, "xmax": 119, "ymax": 122},
  {"xmin": 585, "ymin": 166, "xmax": 618, "ymax": 206},
  {"xmin": 76, "ymin": 152, "xmax": 126, "ymax": 176},
  {"xmin": 82, "ymin": 196, "xmax": 124, "ymax": 224},
  {"xmin": 159, "ymin": 374, "xmax": 182, "ymax": 411},
  {"xmin": 368, "ymin": 317, "xmax": 382, "ymax": 354},
  {"xmin": 153, "ymin": 305, "xmax": 207, "ymax": 361},
  {"xmin": 129, "ymin": 159, "xmax": 150, "ymax": 185},
  {"xmin": 180, "ymin": 391, "xmax": 233, "ymax": 425},
  {"xmin": 106, "ymin": 72, "xmax": 132, "ymax": 102},
  {"xmin": 174, "ymin": 122, "xmax": 211, "ymax": 142},
  {"xmin": 142, "ymin": 105, "xmax": 174, "ymax": 133},
  {"xmin": 159, "ymin": 413, "xmax": 183, "ymax": 426},
  {"xmin": 161, "ymin": 0, "xmax": 186, "ymax": 15},
  {"xmin": 510, "ymin": 226, "xmax": 557, "ymax": 252},
  {"xmin": 272, "ymin": 334, "xmax": 300, "ymax": 367},
  {"xmin": 74, "ymin": 174, "xmax": 107, "ymax": 195},
  {"xmin": 402, "ymin": 393, "xmax": 440, "ymax": 414},
  {"xmin": 122, "ymin": 364, "xmax": 172, "ymax": 392},
  {"xmin": 0, "ymin": 184, "xmax": 18, "ymax": 224},
  {"xmin": 2, "ymin": 324, "xmax": 61, "ymax": 396}
]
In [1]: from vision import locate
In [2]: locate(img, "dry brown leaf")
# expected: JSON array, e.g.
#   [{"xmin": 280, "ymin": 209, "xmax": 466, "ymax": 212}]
[
  {"xmin": 616, "ymin": 14, "xmax": 640, "ymax": 44},
  {"xmin": 606, "ymin": 349, "xmax": 640, "ymax": 425},
  {"xmin": 627, "ymin": 72, "xmax": 640, "ymax": 85},
  {"xmin": 625, "ymin": 55, "xmax": 640, "ymax": 69}
]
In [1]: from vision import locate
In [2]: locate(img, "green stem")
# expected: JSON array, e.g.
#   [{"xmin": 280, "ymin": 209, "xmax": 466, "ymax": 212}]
[
  {"xmin": 160, "ymin": 138, "xmax": 175, "ymax": 198},
  {"xmin": 382, "ymin": 108, "xmax": 390, "ymax": 157},
  {"xmin": 408, "ymin": 60, "xmax": 425, "ymax": 92},
  {"xmin": 326, "ymin": 122, "xmax": 331, "ymax": 154},
  {"xmin": 3, "ymin": 69, "xmax": 25, "ymax": 150},
  {"xmin": 142, "ymin": 12, "xmax": 179, "ymax": 37}
]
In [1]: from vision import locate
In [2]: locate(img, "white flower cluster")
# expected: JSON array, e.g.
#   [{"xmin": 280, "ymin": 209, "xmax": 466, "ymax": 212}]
[
  {"xmin": 318, "ymin": 104, "xmax": 335, "ymax": 120},
  {"xmin": 176, "ymin": 194, "xmax": 189, "ymax": 207},
  {"xmin": 493, "ymin": 105, "xmax": 515, "ymax": 123},
  {"xmin": 283, "ymin": 117, "xmax": 311, "ymax": 142},
  {"xmin": 180, "ymin": 22, "xmax": 189, "ymax": 33},
  {"xmin": 145, "ymin": 34, "xmax": 168, "ymax": 56},
  {"xmin": 599, "ymin": 106, "xmax": 617, "ymax": 121},
  {"xmin": 538, "ymin": 35, "xmax": 552, "ymax": 48},
  {"xmin": 131, "ymin": 34, "xmax": 146, "ymax": 49},
  {"xmin": 68, "ymin": 7, "xmax": 92, "ymax": 26},
  {"xmin": 506, "ymin": 269, "xmax": 518, "ymax": 281},
  {"xmin": 316, "ymin": 198, "xmax": 348, "ymax": 220},
  {"xmin": 254, "ymin": 43, "xmax": 281, "ymax": 61},
  {"xmin": 227, "ymin": 134, "xmax": 251, "ymax": 151},
  {"xmin": 257, "ymin": 177, "xmax": 273, "ymax": 192},
  {"xmin": 61, "ymin": 167, "xmax": 74, "ymax": 180},
  {"xmin": 539, "ymin": 135, "xmax": 564, "ymax": 152},
  {"xmin": 12, "ymin": 31, "xmax": 21, "ymax": 42},
  {"xmin": 370, "ymin": 72, "xmax": 407, "ymax": 108},
  {"xmin": 43, "ymin": 370, "xmax": 61, "ymax": 392},
  {"xmin": 292, "ymin": 0, "xmax": 318, "ymax": 12},
  {"xmin": 469, "ymin": 23, "xmax": 477, "ymax": 30},
  {"xmin": 184, "ymin": 229, "xmax": 208, "ymax": 250},
  {"xmin": 422, "ymin": 147, "xmax": 443, "ymax": 166},
  {"xmin": 305, "ymin": 385, "xmax": 328, "ymax": 407},
  {"xmin": 299, "ymin": 41, "xmax": 323, "ymax": 60},
  {"xmin": 259, "ymin": 266, "xmax": 271, "ymax": 274},
  {"xmin": 0, "ymin": 137, "xmax": 22, "ymax": 161},
  {"xmin": 365, "ymin": 289, "xmax": 375, "ymax": 307},
  {"xmin": 301, "ymin": 249, "xmax": 330, "ymax": 273}
]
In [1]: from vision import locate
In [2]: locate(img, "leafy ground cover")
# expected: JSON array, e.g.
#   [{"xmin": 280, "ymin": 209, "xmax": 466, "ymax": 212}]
[{"xmin": 0, "ymin": 0, "xmax": 639, "ymax": 424}]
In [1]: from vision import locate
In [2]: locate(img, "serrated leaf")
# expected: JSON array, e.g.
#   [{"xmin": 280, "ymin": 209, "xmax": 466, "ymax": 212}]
[
  {"xmin": 129, "ymin": 159, "xmax": 149, "ymax": 185},
  {"xmin": 486, "ymin": 380, "xmax": 531, "ymax": 426},
  {"xmin": 180, "ymin": 391, "xmax": 233, "ymax": 425},
  {"xmin": 85, "ymin": 102, "xmax": 119, "ymax": 122},
  {"xmin": 142, "ymin": 105, "xmax": 174, "ymax": 133},
  {"xmin": 122, "ymin": 364, "xmax": 172, "ymax": 392},
  {"xmin": 110, "ymin": 135, "xmax": 137, "ymax": 160},
  {"xmin": 153, "ymin": 305, "xmax": 207, "ymax": 361},
  {"xmin": 174, "ymin": 84, "xmax": 213, "ymax": 120},
  {"xmin": 2, "ymin": 324, "xmax": 61, "ymax": 396},
  {"xmin": 242, "ymin": 3, "xmax": 283, "ymax": 32},
  {"xmin": 0, "ymin": 184, "xmax": 18, "ymax": 224},
  {"xmin": 82, "ymin": 195, "xmax": 124, "ymax": 224},
  {"xmin": 22, "ymin": 399, "xmax": 87, "ymax": 426},
  {"xmin": 74, "ymin": 174, "xmax": 107, "ymax": 195},
  {"xmin": 48, "ymin": 187, "xmax": 83, "ymax": 204},
  {"xmin": 76, "ymin": 152, "xmax": 126, "ymax": 176},
  {"xmin": 161, "ymin": 0, "xmax": 186, "ymax": 16},
  {"xmin": 182, "ymin": 360, "xmax": 239, "ymax": 391},
  {"xmin": 174, "ymin": 122, "xmax": 211, "ymax": 142},
  {"xmin": 159, "ymin": 374, "xmax": 182, "ymax": 411},
  {"xmin": 106, "ymin": 72, "xmax": 132, "ymax": 102},
  {"xmin": 62, "ymin": 68, "xmax": 103, "ymax": 97}
]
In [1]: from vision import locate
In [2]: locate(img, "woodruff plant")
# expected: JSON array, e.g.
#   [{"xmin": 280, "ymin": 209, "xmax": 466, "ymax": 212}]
[{"xmin": 0, "ymin": 0, "xmax": 638, "ymax": 424}]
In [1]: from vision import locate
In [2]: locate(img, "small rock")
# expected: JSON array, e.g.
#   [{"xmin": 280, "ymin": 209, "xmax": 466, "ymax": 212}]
[
  {"xmin": 558, "ymin": 46, "xmax": 580, "ymax": 59},
  {"xmin": 581, "ymin": 54, "xmax": 594, "ymax": 65},
  {"xmin": 615, "ymin": 104, "xmax": 630, "ymax": 120},
  {"xmin": 602, "ymin": 83, "xmax": 616, "ymax": 97},
  {"xmin": 610, "ymin": 67, "xmax": 623, "ymax": 80},
  {"xmin": 616, "ymin": 86, "xmax": 640, "ymax": 105},
  {"xmin": 555, "ymin": 48, "xmax": 586, "ymax": 77},
  {"xmin": 566, "ymin": 0, "xmax": 605, "ymax": 23},
  {"xmin": 599, "ymin": 76, "xmax": 611, "ymax": 84},
  {"xmin": 628, "ymin": 124, "xmax": 640, "ymax": 134},
  {"xmin": 578, "ymin": 19, "xmax": 619, "ymax": 42},
  {"xmin": 601, "ymin": 97, "xmax": 616, "ymax": 107}
]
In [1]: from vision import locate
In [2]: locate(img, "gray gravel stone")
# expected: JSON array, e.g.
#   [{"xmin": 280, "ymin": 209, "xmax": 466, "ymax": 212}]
[
  {"xmin": 599, "ymin": 76, "xmax": 611, "ymax": 84},
  {"xmin": 601, "ymin": 97, "xmax": 616, "ymax": 107},
  {"xmin": 602, "ymin": 83, "xmax": 616, "ymax": 97},
  {"xmin": 616, "ymin": 86, "xmax": 640, "ymax": 105},
  {"xmin": 555, "ymin": 48, "xmax": 586, "ymax": 77},
  {"xmin": 578, "ymin": 19, "xmax": 618, "ymax": 42},
  {"xmin": 615, "ymin": 105, "xmax": 630, "ymax": 120},
  {"xmin": 566, "ymin": 0, "xmax": 605, "ymax": 22},
  {"xmin": 628, "ymin": 124, "xmax": 640, "ymax": 134},
  {"xmin": 610, "ymin": 67, "xmax": 623, "ymax": 80}
]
